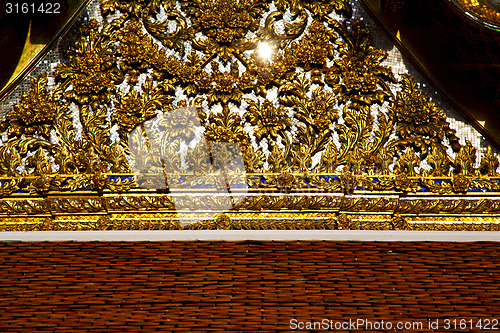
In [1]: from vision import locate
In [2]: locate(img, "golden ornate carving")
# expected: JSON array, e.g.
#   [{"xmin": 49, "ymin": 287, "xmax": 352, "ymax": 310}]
[{"xmin": 1, "ymin": 0, "xmax": 500, "ymax": 230}]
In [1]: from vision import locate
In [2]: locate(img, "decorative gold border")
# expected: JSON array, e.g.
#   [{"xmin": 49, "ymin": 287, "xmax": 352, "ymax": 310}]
[
  {"xmin": 2, "ymin": 213, "xmax": 499, "ymax": 231},
  {"xmin": 1, "ymin": 0, "xmax": 500, "ymax": 232},
  {"xmin": 1, "ymin": 191, "xmax": 500, "ymax": 231}
]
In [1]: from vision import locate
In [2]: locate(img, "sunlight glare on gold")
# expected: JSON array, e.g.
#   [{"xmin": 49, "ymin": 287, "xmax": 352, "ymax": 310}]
[{"xmin": 257, "ymin": 41, "xmax": 274, "ymax": 62}]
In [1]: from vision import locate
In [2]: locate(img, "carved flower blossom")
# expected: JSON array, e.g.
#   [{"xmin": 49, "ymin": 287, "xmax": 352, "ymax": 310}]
[
  {"xmin": 195, "ymin": 72, "xmax": 213, "ymax": 90},
  {"xmin": 214, "ymin": 71, "xmax": 236, "ymax": 94},
  {"xmin": 185, "ymin": 0, "xmax": 268, "ymax": 61},
  {"xmin": 394, "ymin": 75, "xmax": 447, "ymax": 139},
  {"xmin": 113, "ymin": 90, "xmax": 151, "ymax": 134},
  {"xmin": 245, "ymin": 100, "xmax": 292, "ymax": 140},
  {"xmin": 207, "ymin": 69, "xmax": 242, "ymax": 104},
  {"xmin": 101, "ymin": 0, "xmax": 149, "ymax": 17},
  {"xmin": 340, "ymin": 58, "xmax": 379, "ymax": 93},
  {"xmin": 56, "ymin": 20, "xmax": 121, "ymax": 109},
  {"xmin": 238, "ymin": 71, "xmax": 256, "ymax": 91},
  {"xmin": 116, "ymin": 20, "xmax": 162, "ymax": 84},
  {"xmin": 396, "ymin": 77, "xmax": 433, "ymax": 125},
  {"xmin": 333, "ymin": 25, "xmax": 394, "ymax": 106},
  {"xmin": 290, "ymin": 21, "xmax": 335, "ymax": 68},
  {"xmin": 112, "ymin": 79, "xmax": 168, "ymax": 137},
  {"xmin": 205, "ymin": 108, "xmax": 248, "ymax": 144},
  {"xmin": 303, "ymin": 0, "xmax": 351, "ymax": 18},
  {"xmin": 199, "ymin": 6, "xmax": 250, "ymax": 43},
  {"xmin": 306, "ymin": 88, "xmax": 338, "ymax": 131},
  {"xmin": 157, "ymin": 107, "xmax": 197, "ymax": 141},
  {"xmin": 3, "ymin": 75, "xmax": 63, "ymax": 137},
  {"xmin": 452, "ymin": 174, "xmax": 470, "ymax": 192}
]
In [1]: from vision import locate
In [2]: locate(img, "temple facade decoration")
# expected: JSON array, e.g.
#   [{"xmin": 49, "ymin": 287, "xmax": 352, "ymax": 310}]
[{"xmin": 0, "ymin": 0, "xmax": 499, "ymax": 230}]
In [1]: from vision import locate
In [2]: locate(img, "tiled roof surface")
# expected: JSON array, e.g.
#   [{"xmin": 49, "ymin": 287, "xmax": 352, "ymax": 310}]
[{"xmin": 0, "ymin": 241, "xmax": 499, "ymax": 332}]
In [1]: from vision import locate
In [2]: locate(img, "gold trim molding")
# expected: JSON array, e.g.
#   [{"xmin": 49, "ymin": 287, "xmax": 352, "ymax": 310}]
[{"xmin": 1, "ymin": 191, "xmax": 500, "ymax": 231}]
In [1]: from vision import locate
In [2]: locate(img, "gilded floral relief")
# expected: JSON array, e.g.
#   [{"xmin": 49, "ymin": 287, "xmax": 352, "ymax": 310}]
[{"xmin": 0, "ymin": 0, "xmax": 499, "ymax": 230}]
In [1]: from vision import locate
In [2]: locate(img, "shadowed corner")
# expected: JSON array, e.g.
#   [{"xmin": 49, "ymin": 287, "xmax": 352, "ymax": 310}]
[
  {"xmin": 127, "ymin": 106, "xmax": 248, "ymax": 226},
  {"xmin": 0, "ymin": 0, "xmax": 73, "ymax": 95}
]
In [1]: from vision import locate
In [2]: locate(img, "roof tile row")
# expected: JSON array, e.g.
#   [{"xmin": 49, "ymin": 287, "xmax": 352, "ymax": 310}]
[{"xmin": 0, "ymin": 241, "xmax": 499, "ymax": 332}]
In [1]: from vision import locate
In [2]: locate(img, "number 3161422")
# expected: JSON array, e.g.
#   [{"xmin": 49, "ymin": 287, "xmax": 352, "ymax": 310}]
[{"xmin": 5, "ymin": 3, "xmax": 61, "ymax": 14}]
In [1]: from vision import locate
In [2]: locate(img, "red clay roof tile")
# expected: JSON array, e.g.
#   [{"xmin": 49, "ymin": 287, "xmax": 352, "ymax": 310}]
[{"xmin": 0, "ymin": 241, "xmax": 498, "ymax": 331}]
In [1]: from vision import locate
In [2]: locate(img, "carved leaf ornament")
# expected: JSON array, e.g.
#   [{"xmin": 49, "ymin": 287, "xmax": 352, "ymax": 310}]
[{"xmin": 0, "ymin": 0, "xmax": 500, "ymax": 230}]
